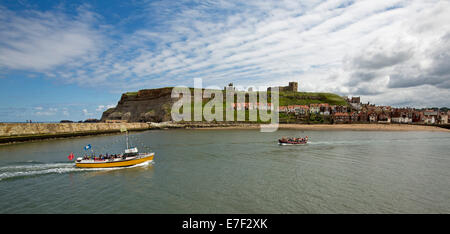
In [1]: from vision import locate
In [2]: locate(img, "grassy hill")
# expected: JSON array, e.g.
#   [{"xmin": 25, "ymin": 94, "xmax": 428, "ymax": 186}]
[
  {"xmin": 125, "ymin": 88, "xmax": 348, "ymax": 106},
  {"xmin": 278, "ymin": 91, "xmax": 348, "ymax": 106},
  {"xmin": 187, "ymin": 89, "xmax": 348, "ymax": 106},
  {"xmin": 116, "ymin": 87, "xmax": 348, "ymax": 123}
]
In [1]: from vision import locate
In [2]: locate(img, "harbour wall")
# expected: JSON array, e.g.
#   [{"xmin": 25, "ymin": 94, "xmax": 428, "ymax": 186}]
[{"xmin": 0, "ymin": 123, "xmax": 150, "ymax": 144}]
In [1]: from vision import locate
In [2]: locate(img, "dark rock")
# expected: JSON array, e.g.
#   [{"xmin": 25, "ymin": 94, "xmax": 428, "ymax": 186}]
[
  {"xmin": 60, "ymin": 120, "xmax": 73, "ymax": 123},
  {"xmin": 84, "ymin": 118, "xmax": 100, "ymax": 123},
  {"xmin": 101, "ymin": 87, "xmax": 175, "ymax": 123}
]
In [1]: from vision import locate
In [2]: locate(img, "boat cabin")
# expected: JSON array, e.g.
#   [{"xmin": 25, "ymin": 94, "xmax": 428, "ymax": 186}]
[{"xmin": 123, "ymin": 147, "xmax": 139, "ymax": 157}]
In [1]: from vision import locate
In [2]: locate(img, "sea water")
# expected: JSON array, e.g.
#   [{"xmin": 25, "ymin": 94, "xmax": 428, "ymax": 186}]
[{"xmin": 0, "ymin": 129, "xmax": 449, "ymax": 213}]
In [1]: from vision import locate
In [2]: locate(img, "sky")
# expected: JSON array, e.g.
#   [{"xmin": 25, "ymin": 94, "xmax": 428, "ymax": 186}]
[{"xmin": 1, "ymin": 0, "xmax": 449, "ymax": 122}]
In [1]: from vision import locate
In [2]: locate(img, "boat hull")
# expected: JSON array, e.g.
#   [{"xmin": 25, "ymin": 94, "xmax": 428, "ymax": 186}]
[
  {"xmin": 278, "ymin": 139, "xmax": 308, "ymax": 145},
  {"xmin": 75, "ymin": 153, "xmax": 154, "ymax": 168},
  {"xmin": 278, "ymin": 142, "xmax": 307, "ymax": 145}
]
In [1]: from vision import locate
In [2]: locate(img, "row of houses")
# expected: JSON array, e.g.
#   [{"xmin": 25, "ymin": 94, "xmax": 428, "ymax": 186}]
[
  {"xmin": 360, "ymin": 105, "xmax": 448, "ymax": 124},
  {"xmin": 278, "ymin": 103, "xmax": 449, "ymax": 124},
  {"xmin": 389, "ymin": 108, "xmax": 449, "ymax": 124},
  {"xmin": 279, "ymin": 104, "xmax": 347, "ymax": 116},
  {"xmin": 232, "ymin": 102, "xmax": 274, "ymax": 111},
  {"xmin": 230, "ymin": 101, "xmax": 449, "ymax": 124}
]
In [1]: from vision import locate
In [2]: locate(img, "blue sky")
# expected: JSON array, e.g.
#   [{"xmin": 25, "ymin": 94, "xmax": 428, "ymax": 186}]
[{"xmin": 1, "ymin": 0, "xmax": 450, "ymax": 122}]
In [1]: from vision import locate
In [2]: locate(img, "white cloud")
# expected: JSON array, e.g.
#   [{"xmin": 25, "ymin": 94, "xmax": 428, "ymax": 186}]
[
  {"xmin": 62, "ymin": 108, "xmax": 69, "ymax": 116},
  {"xmin": 35, "ymin": 107, "xmax": 58, "ymax": 116},
  {"xmin": 0, "ymin": 5, "xmax": 103, "ymax": 71},
  {"xmin": 95, "ymin": 104, "xmax": 115, "ymax": 112},
  {"xmin": 82, "ymin": 108, "xmax": 93, "ymax": 116},
  {"xmin": 2, "ymin": 0, "xmax": 450, "ymax": 107}
]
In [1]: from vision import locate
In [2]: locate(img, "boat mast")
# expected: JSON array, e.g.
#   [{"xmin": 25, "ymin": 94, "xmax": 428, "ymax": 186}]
[
  {"xmin": 126, "ymin": 130, "xmax": 129, "ymax": 149},
  {"xmin": 120, "ymin": 126, "xmax": 129, "ymax": 150}
]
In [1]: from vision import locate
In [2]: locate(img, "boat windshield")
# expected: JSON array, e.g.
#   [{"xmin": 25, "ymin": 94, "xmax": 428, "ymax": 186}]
[{"xmin": 123, "ymin": 152, "xmax": 138, "ymax": 157}]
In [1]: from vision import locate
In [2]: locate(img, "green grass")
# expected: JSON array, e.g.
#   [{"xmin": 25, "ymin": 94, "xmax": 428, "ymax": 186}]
[
  {"xmin": 127, "ymin": 87, "xmax": 349, "ymax": 123},
  {"xmin": 125, "ymin": 91, "xmax": 138, "ymax": 96},
  {"xmin": 278, "ymin": 91, "xmax": 348, "ymax": 106}
]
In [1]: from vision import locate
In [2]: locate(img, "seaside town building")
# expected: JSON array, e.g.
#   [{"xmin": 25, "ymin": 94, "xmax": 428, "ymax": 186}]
[
  {"xmin": 331, "ymin": 105, "xmax": 347, "ymax": 113},
  {"xmin": 423, "ymin": 110, "xmax": 438, "ymax": 124},
  {"xmin": 333, "ymin": 112, "xmax": 350, "ymax": 124},
  {"xmin": 348, "ymin": 97, "xmax": 362, "ymax": 111},
  {"xmin": 377, "ymin": 113, "xmax": 391, "ymax": 124},
  {"xmin": 286, "ymin": 105, "xmax": 295, "ymax": 113},
  {"xmin": 412, "ymin": 111, "xmax": 424, "ymax": 123},
  {"xmin": 232, "ymin": 102, "xmax": 274, "ymax": 111},
  {"xmin": 368, "ymin": 112, "xmax": 378, "ymax": 123},
  {"xmin": 439, "ymin": 112, "xmax": 448, "ymax": 124},
  {"xmin": 391, "ymin": 108, "xmax": 413, "ymax": 124},
  {"xmin": 350, "ymin": 112, "xmax": 359, "ymax": 122},
  {"xmin": 292, "ymin": 105, "xmax": 309, "ymax": 116},
  {"xmin": 319, "ymin": 103, "xmax": 331, "ymax": 115},
  {"xmin": 279, "ymin": 106, "xmax": 288, "ymax": 113},
  {"xmin": 309, "ymin": 104, "xmax": 320, "ymax": 114},
  {"xmin": 358, "ymin": 112, "xmax": 369, "ymax": 123}
]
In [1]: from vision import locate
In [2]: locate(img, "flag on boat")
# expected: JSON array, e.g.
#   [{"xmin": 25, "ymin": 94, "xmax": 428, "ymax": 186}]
[
  {"xmin": 84, "ymin": 144, "xmax": 92, "ymax": 150},
  {"xmin": 120, "ymin": 126, "xmax": 127, "ymax": 132},
  {"xmin": 68, "ymin": 152, "xmax": 74, "ymax": 161}
]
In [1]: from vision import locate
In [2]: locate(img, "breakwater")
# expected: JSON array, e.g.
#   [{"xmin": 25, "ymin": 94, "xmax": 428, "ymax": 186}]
[{"xmin": 0, "ymin": 123, "xmax": 150, "ymax": 144}]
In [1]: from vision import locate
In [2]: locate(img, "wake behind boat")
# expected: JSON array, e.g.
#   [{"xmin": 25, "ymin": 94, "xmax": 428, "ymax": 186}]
[{"xmin": 278, "ymin": 136, "xmax": 308, "ymax": 145}]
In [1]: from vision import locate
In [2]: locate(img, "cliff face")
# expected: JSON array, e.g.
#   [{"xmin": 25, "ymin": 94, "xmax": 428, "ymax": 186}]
[{"xmin": 101, "ymin": 87, "xmax": 175, "ymax": 122}]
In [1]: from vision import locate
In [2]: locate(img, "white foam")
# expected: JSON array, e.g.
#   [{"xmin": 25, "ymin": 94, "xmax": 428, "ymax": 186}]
[
  {"xmin": 0, "ymin": 163, "xmax": 73, "ymax": 171},
  {"xmin": 0, "ymin": 166, "xmax": 77, "ymax": 180},
  {"xmin": 0, "ymin": 160, "xmax": 154, "ymax": 181},
  {"xmin": 126, "ymin": 160, "xmax": 154, "ymax": 168}
]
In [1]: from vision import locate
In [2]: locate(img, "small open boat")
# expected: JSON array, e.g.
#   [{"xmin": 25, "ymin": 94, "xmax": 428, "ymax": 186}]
[{"xmin": 278, "ymin": 136, "xmax": 308, "ymax": 145}]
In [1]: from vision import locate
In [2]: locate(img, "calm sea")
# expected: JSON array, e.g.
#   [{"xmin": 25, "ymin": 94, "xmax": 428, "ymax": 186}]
[{"xmin": 0, "ymin": 129, "xmax": 449, "ymax": 213}]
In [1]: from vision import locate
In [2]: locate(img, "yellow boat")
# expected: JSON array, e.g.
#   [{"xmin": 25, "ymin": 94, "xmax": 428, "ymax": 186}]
[
  {"xmin": 75, "ymin": 147, "xmax": 154, "ymax": 168},
  {"xmin": 75, "ymin": 126, "xmax": 155, "ymax": 168}
]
